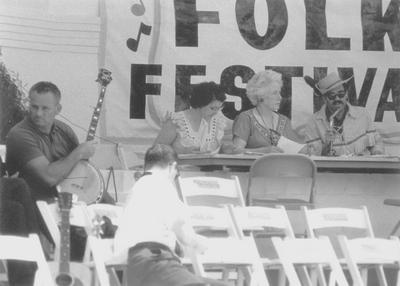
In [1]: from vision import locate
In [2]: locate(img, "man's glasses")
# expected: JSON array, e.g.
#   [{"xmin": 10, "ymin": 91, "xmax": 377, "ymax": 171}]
[{"xmin": 325, "ymin": 90, "xmax": 346, "ymax": 100}]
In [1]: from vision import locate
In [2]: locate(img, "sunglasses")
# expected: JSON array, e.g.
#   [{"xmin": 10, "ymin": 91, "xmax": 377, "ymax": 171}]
[{"xmin": 325, "ymin": 90, "xmax": 346, "ymax": 100}]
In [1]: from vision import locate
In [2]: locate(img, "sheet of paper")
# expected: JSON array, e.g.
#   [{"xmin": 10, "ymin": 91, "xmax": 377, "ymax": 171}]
[{"xmin": 277, "ymin": 136, "xmax": 306, "ymax": 154}]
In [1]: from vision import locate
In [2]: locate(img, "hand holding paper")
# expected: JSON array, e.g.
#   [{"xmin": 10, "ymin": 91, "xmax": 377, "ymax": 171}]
[{"xmin": 277, "ymin": 136, "xmax": 307, "ymax": 154}]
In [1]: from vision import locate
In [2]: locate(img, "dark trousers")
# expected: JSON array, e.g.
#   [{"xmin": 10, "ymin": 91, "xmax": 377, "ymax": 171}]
[
  {"xmin": 0, "ymin": 178, "xmax": 40, "ymax": 286},
  {"xmin": 126, "ymin": 241, "xmax": 230, "ymax": 286}
]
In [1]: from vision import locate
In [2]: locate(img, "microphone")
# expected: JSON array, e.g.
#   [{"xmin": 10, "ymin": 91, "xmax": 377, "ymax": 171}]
[
  {"xmin": 327, "ymin": 109, "xmax": 339, "ymax": 157},
  {"xmin": 304, "ymin": 76, "xmax": 336, "ymax": 156}
]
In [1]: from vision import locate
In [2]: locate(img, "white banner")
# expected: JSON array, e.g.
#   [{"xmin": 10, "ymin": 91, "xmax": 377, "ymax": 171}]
[{"xmin": 104, "ymin": 0, "xmax": 400, "ymax": 150}]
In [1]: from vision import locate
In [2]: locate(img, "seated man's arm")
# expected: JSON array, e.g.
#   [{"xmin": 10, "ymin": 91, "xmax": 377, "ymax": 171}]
[
  {"xmin": 365, "ymin": 116, "xmax": 385, "ymax": 155},
  {"xmin": 368, "ymin": 135, "xmax": 385, "ymax": 155},
  {"xmin": 25, "ymin": 141, "xmax": 95, "ymax": 187},
  {"xmin": 304, "ymin": 117, "xmax": 324, "ymax": 156},
  {"xmin": 172, "ymin": 218, "xmax": 207, "ymax": 254}
]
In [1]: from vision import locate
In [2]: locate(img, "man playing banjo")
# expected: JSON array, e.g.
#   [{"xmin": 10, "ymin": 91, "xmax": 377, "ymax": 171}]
[{"xmin": 6, "ymin": 80, "xmax": 115, "ymax": 260}]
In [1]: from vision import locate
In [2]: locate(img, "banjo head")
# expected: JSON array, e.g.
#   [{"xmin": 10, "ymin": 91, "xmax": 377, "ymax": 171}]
[{"xmin": 58, "ymin": 161, "xmax": 104, "ymax": 205}]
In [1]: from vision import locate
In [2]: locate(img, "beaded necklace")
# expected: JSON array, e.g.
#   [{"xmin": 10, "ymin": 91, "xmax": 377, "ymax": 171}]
[{"xmin": 255, "ymin": 107, "xmax": 279, "ymax": 145}]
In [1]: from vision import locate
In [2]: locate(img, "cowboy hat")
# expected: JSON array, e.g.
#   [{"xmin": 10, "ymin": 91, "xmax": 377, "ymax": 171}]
[{"xmin": 316, "ymin": 72, "xmax": 353, "ymax": 95}]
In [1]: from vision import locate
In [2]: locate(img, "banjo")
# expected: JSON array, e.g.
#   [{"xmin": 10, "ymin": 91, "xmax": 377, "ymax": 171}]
[{"xmin": 58, "ymin": 69, "xmax": 113, "ymax": 204}]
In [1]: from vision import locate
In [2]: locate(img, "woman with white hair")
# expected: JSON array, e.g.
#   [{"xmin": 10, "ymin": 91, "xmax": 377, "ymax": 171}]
[{"xmin": 232, "ymin": 69, "xmax": 302, "ymax": 154}]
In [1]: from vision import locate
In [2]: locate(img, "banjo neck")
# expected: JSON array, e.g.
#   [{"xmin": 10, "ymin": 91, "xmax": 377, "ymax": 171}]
[
  {"xmin": 86, "ymin": 85, "xmax": 107, "ymax": 142},
  {"xmin": 86, "ymin": 68, "xmax": 112, "ymax": 142},
  {"xmin": 57, "ymin": 69, "xmax": 113, "ymax": 205}
]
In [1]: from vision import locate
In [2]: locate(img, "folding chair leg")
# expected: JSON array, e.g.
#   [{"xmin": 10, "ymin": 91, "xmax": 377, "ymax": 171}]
[
  {"xmin": 361, "ymin": 268, "xmax": 368, "ymax": 286},
  {"xmin": 375, "ymin": 266, "xmax": 388, "ymax": 286},
  {"xmin": 310, "ymin": 267, "xmax": 318, "ymax": 286},
  {"xmin": 297, "ymin": 266, "xmax": 313, "ymax": 286},
  {"xmin": 222, "ymin": 268, "xmax": 230, "ymax": 282},
  {"xmin": 316, "ymin": 265, "xmax": 328, "ymax": 286},
  {"xmin": 107, "ymin": 268, "xmax": 122, "ymax": 286},
  {"xmin": 389, "ymin": 220, "xmax": 400, "ymax": 237},
  {"xmin": 236, "ymin": 269, "xmax": 245, "ymax": 286},
  {"xmin": 278, "ymin": 269, "xmax": 286, "ymax": 286}
]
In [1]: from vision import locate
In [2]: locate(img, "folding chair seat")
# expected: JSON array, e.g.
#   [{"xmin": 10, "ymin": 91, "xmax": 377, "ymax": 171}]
[
  {"xmin": 272, "ymin": 236, "xmax": 349, "ymax": 286},
  {"xmin": 302, "ymin": 206, "xmax": 386, "ymax": 286},
  {"xmin": 338, "ymin": 235, "xmax": 400, "ymax": 286},
  {"xmin": 0, "ymin": 234, "xmax": 53, "ymax": 286},
  {"xmin": 183, "ymin": 205, "xmax": 269, "ymax": 286},
  {"xmin": 246, "ymin": 154, "xmax": 316, "ymax": 210}
]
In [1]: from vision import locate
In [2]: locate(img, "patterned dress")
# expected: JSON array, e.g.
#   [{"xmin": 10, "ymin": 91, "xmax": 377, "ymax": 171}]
[{"xmin": 171, "ymin": 110, "xmax": 226, "ymax": 154}]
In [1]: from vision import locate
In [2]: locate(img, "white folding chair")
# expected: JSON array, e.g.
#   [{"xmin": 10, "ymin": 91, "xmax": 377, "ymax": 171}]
[
  {"xmin": 228, "ymin": 204, "xmax": 304, "ymax": 286},
  {"xmin": 246, "ymin": 154, "xmax": 316, "ymax": 210},
  {"xmin": 177, "ymin": 175, "xmax": 246, "ymax": 207},
  {"xmin": 228, "ymin": 204, "xmax": 295, "ymax": 239},
  {"xmin": 36, "ymin": 199, "xmax": 124, "ymax": 286},
  {"xmin": 184, "ymin": 205, "xmax": 269, "ymax": 286},
  {"xmin": 302, "ymin": 206, "xmax": 374, "ymax": 239},
  {"xmin": 301, "ymin": 206, "xmax": 385, "ymax": 286},
  {"xmin": 338, "ymin": 235, "xmax": 400, "ymax": 286},
  {"xmin": 73, "ymin": 202, "xmax": 126, "ymax": 286},
  {"xmin": 36, "ymin": 200, "xmax": 93, "ymax": 263},
  {"xmin": 272, "ymin": 236, "xmax": 349, "ymax": 286},
  {"xmin": 0, "ymin": 234, "xmax": 54, "ymax": 286}
]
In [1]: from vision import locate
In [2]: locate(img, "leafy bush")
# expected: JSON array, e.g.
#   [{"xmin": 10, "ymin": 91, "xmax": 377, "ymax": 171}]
[{"xmin": 0, "ymin": 49, "xmax": 28, "ymax": 144}]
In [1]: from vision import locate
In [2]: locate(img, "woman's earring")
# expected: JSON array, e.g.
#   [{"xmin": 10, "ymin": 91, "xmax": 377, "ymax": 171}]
[{"xmin": 259, "ymin": 98, "xmax": 264, "ymax": 103}]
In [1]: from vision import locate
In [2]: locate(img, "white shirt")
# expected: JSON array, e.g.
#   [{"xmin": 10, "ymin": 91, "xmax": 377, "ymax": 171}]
[{"xmin": 113, "ymin": 173, "xmax": 188, "ymax": 260}]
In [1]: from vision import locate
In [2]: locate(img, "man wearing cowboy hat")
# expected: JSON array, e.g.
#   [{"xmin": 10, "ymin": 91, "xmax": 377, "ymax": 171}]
[{"xmin": 304, "ymin": 72, "xmax": 384, "ymax": 156}]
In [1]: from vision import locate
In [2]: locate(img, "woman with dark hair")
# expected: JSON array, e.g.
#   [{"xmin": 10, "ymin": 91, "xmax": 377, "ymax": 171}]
[{"xmin": 154, "ymin": 81, "xmax": 227, "ymax": 154}]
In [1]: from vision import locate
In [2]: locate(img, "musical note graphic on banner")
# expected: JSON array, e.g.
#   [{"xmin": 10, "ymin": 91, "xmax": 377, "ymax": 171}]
[
  {"xmin": 131, "ymin": 0, "xmax": 146, "ymax": 16},
  {"xmin": 127, "ymin": 22, "xmax": 152, "ymax": 52}
]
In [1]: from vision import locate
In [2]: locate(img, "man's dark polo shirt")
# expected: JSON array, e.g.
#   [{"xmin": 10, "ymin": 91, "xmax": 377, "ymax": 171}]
[{"xmin": 6, "ymin": 116, "xmax": 79, "ymax": 201}]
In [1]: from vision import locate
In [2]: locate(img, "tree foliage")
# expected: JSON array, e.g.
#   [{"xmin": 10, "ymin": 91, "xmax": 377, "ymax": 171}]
[{"xmin": 0, "ymin": 50, "xmax": 28, "ymax": 144}]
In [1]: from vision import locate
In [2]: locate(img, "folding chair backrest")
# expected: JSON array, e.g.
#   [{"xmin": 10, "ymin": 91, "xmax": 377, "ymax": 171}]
[
  {"xmin": 186, "ymin": 205, "xmax": 269, "ymax": 286},
  {"xmin": 246, "ymin": 154, "xmax": 316, "ymax": 208},
  {"xmin": 302, "ymin": 206, "xmax": 381, "ymax": 286},
  {"xmin": 188, "ymin": 205, "xmax": 238, "ymax": 237},
  {"xmin": 177, "ymin": 175, "xmax": 245, "ymax": 207},
  {"xmin": 227, "ymin": 205, "xmax": 295, "ymax": 239},
  {"xmin": 302, "ymin": 206, "xmax": 375, "ymax": 239},
  {"xmin": 0, "ymin": 234, "xmax": 54, "ymax": 286},
  {"xmin": 272, "ymin": 236, "xmax": 349, "ymax": 286},
  {"xmin": 37, "ymin": 200, "xmax": 61, "ymax": 261},
  {"xmin": 338, "ymin": 235, "xmax": 400, "ymax": 286}
]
